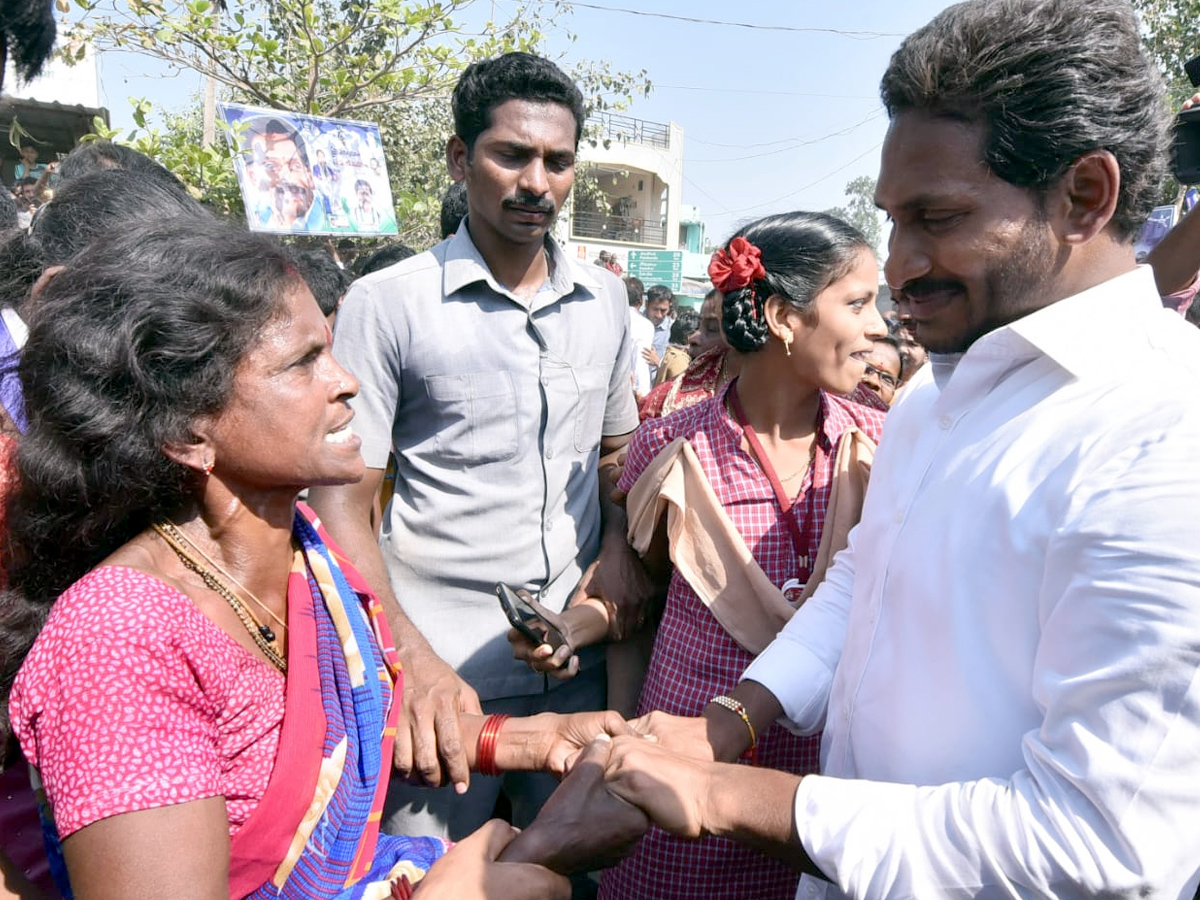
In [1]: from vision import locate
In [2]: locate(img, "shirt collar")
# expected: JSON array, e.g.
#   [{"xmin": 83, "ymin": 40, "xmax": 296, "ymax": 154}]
[
  {"xmin": 442, "ymin": 219, "xmax": 601, "ymax": 303},
  {"xmin": 927, "ymin": 265, "xmax": 1159, "ymax": 387}
]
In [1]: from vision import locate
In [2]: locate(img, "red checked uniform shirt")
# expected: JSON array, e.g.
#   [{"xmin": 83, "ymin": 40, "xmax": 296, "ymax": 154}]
[{"xmin": 601, "ymin": 381, "xmax": 886, "ymax": 900}]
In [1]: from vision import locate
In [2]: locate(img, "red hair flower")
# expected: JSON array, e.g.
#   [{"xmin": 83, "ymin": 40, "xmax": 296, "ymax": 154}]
[{"xmin": 708, "ymin": 236, "xmax": 766, "ymax": 295}]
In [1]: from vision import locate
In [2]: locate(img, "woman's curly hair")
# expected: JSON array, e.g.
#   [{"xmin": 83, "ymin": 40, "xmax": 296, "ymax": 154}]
[{"xmin": 0, "ymin": 218, "xmax": 300, "ymax": 741}]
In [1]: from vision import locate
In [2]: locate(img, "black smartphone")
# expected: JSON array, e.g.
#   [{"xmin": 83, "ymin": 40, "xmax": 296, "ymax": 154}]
[{"xmin": 495, "ymin": 583, "xmax": 568, "ymax": 653}]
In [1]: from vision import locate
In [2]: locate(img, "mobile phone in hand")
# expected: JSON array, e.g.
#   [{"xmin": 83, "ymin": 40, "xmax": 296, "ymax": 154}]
[{"xmin": 496, "ymin": 583, "xmax": 569, "ymax": 653}]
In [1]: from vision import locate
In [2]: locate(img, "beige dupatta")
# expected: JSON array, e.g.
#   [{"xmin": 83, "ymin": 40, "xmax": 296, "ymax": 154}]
[{"xmin": 624, "ymin": 428, "xmax": 875, "ymax": 655}]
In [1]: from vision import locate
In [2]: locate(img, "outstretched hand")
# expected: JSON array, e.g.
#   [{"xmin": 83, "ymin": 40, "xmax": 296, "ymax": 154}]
[
  {"xmin": 414, "ymin": 819, "xmax": 570, "ymax": 900},
  {"xmin": 602, "ymin": 734, "xmax": 714, "ymax": 840},
  {"xmin": 500, "ymin": 735, "xmax": 649, "ymax": 874},
  {"xmin": 628, "ymin": 710, "xmax": 716, "ymax": 762},
  {"xmin": 542, "ymin": 710, "xmax": 637, "ymax": 776}
]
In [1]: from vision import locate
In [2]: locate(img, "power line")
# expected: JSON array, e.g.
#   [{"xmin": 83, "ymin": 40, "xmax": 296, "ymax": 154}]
[
  {"xmin": 689, "ymin": 109, "xmax": 884, "ymax": 163},
  {"xmin": 541, "ymin": 1, "xmax": 904, "ymax": 38},
  {"xmin": 655, "ymin": 83, "xmax": 878, "ymax": 101},
  {"xmin": 705, "ymin": 141, "xmax": 884, "ymax": 219},
  {"xmin": 682, "ymin": 173, "xmax": 731, "ymax": 215}
]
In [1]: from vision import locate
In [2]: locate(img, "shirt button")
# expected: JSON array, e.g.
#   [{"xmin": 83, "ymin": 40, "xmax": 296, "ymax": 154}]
[
  {"xmin": 545, "ymin": 448, "xmax": 554, "ymax": 459},
  {"xmin": 540, "ymin": 375, "xmax": 549, "ymax": 386},
  {"xmin": 545, "ymin": 521, "xmax": 554, "ymax": 532},
  {"xmin": 893, "ymin": 510, "xmax": 904, "ymax": 524},
  {"xmin": 806, "ymin": 885, "xmax": 817, "ymax": 896},
  {"xmin": 939, "ymin": 414, "xmax": 953, "ymax": 430}
]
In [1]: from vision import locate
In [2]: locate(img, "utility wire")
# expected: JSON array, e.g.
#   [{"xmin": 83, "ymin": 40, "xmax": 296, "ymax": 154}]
[
  {"xmin": 690, "ymin": 109, "xmax": 884, "ymax": 162},
  {"xmin": 655, "ymin": 83, "xmax": 878, "ymax": 101},
  {"xmin": 541, "ymin": 1, "xmax": 904, "ymax": 38},
  {"xmin": 706, "ymin": 142, "xmax": 883, "ymax": 219}
]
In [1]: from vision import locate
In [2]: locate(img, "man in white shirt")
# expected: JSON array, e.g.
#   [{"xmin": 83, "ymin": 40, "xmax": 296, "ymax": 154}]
[
  {"xmin": 597, "ymin": 0, "xmax": 1200, "ymax": 897},
  {"xmin": 627, "ymin": 283, "xmax": 655, "ymax": 398}
]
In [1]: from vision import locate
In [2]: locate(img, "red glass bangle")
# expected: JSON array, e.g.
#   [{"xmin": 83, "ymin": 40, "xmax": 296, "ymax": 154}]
[{"xmin": 475, "ymin": 713, "xmax": 511, "ymax": 777}]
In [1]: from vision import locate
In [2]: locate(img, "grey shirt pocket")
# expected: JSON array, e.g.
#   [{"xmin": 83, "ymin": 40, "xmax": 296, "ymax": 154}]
[{"xmin": 425, "ymin": 371, "xmax": 520, "ymax": 464}]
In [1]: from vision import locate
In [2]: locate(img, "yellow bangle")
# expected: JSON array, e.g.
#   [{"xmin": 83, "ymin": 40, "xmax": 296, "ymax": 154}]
[{"xmin": 709, "ymin": 694, "xmax": 757, "ymax": 748}]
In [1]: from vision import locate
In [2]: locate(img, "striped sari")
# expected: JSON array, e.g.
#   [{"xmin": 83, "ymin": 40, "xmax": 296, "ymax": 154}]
[{"xmin": 38, "ymin": 505, "xmax": 447, "ymax": 900}]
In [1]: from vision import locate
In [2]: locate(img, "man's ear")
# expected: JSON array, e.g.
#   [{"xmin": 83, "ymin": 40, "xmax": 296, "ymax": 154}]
[
  {"xmin": 446, "ymin": 135, "xmax": 469, "ymax": 183},
  {"xmin": 1052, "ymin": 150, "xmax": 1121, "ymax": 245}
]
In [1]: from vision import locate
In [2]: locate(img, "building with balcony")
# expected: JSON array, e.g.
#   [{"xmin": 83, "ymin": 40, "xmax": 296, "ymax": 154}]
[{"xmin": 556, "ymin": 112, "xmax": 686, "ymax": 285}]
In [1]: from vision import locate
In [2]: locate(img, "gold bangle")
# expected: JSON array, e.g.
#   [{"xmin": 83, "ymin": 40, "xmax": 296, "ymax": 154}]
[{"xmin": 709, "ymin": 694, "xmax": 757, "ymax": 748}]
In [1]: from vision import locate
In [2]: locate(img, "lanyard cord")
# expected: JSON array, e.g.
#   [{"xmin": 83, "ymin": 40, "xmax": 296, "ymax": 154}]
[{"xmin": 727, "ymin": 379, "xmax": 819, "ymax": 571}]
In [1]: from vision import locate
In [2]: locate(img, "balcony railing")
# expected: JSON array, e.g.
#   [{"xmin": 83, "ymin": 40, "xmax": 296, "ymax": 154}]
[
  {"xmin": 572, "ymin": 209, "xmax": 666, "ymax": 246},
  {"xmin": 586, "ymin": 112, "xmax": 671, "ymax": 150}
]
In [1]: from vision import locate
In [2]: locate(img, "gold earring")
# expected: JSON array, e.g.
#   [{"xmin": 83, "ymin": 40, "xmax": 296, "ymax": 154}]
[
  {"xmin": 782, "ymin": 330, "xmax": 793, "ymax": 357},
  {"xmin": 203, "ymin": 459, "xmax": 214, "ymax": 476}
]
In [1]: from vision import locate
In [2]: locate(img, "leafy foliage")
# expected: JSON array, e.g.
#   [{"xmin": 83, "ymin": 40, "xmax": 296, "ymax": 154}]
[
  {"xmin": 62, "ymin": 0, "xmax": 649, "ymax": 247},
  {"xmin": 824, "ymin": 175, "xmax": 882, "ymax": 255},
  {"xmin": 1131, "ymin": 0, "xmax": 1200, "ymax": 106}
]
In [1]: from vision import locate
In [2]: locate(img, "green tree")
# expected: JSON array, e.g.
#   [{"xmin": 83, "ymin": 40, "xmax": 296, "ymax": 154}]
[
  {"xmin": 63, "ymin": 0, "xmax": 649, "ymax": 246},
  {"xmin": 1131, "ymin": 0, "xmax": 1200, "ymax": 106},
  {"xmin": 824, "ymin": 175, "xmax": 882, "ymax": 254}
]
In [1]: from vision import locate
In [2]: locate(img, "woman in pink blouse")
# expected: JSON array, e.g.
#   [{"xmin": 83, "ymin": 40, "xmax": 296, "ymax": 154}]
[{"xmin": 0, "ymin": 219, "xmax": 641, "ymax": 900}]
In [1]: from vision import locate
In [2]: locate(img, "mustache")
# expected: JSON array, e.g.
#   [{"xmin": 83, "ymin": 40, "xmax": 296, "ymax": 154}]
[
  {"xmin": 895, "ymin": 278, "xmax": 964, "ymax": 302},
  {"xmin": 502, "ymin": 194, "xmax": 556, "ymax": 215}
]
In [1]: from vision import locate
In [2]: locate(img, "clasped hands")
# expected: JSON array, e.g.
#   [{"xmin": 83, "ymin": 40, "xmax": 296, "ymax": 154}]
[{"xmin": 498, "ymin": 709, "xmax": 723, "ymax": 878}]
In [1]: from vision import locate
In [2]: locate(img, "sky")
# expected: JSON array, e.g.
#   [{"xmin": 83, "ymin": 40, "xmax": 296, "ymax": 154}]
[{"xmin": 95, "ymin": 0, "xmax": 958, "ymax": 243}]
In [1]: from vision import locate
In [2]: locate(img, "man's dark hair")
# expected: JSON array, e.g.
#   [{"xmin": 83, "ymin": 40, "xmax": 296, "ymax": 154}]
[
  {"xmin": 0, "ymin": 169, "xmax": 209, "ymax": 313},
  {"xmin": 354, "ymin": 179, "xmax": 372, "ymax": 195},
  {"xmin": 288, "ymin": 248, "xmax": 348, "ymax": 317},
  {"xmin": 0, "ymin": 186, "xmax": 17, "ymax": 231},
  {"xmin": 354, "ymin": 242, "xmax": 417, "ymax": 278},
  {"xmin": 244, "ymin": 117, "xmax": 310, "ymax": 168},
  {"xmin": 57, "ymin": 142, "xmax": 190, "ymax": 198},
  {"xmin": 646, "ymin": 285, "xmax": 674, "ymax": 308},
  {"xmin": 440, "ymin": 182, "xmax": 468, "ymax": 239},
  {"xmin": 880, "ymin": 0, "xmax": 1169, "ymax": 242},
  {"xmin": 452, "ymin": 52, "xmax": 585, "ymax": 152},
  {"xmin": 1, "ymin": 0, "xmax": 55, "ymax": 91},
  {"xmin": 625, "ymin": 276, "xmax": 645, "ymax": 308},
  {"xmin": 669, "ymin": 308, "xmax": 700, "ymax": 345}
]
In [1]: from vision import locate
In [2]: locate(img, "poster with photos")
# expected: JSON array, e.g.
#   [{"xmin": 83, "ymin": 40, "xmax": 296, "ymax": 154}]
[{"xmin": 220, "ymin": 103, "xmax": 398, "ymax": 237}]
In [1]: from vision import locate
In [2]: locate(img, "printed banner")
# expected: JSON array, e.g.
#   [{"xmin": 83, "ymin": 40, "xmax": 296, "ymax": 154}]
[
  {"xmin": 219, "ymin": 103, "xmax": 398, "ymax": 236},
  {"xmin": 1134, "ymin": 205, "xmax": 1178, "ymax": 262}
]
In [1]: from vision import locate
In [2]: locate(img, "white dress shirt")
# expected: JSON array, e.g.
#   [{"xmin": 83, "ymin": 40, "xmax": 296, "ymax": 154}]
[
  {"xmin": 629, "ymin": 307, "xmax": 656, "ymax": 395},
  {"xmin": 743, "ymin": 267, "xmax": 1200, "ymax": 899}
]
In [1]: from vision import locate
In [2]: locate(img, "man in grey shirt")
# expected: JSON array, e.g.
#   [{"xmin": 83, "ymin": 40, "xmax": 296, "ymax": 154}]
[{"xmin": 309, "ymin": 52, "xmax": 642, "ymax": 842}]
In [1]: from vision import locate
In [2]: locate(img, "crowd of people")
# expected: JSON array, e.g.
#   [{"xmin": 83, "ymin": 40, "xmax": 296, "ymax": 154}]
[{"xmin": 3, "ymin": 0, "xmax": 1200, "ymax": 898}]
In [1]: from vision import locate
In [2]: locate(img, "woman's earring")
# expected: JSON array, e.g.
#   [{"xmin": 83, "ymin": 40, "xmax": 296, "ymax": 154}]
[
  {"xmin": 203, "ymin": 459, "xmax": 214, "ymax": 476},
  {"xmin": 782, "ymin": 330, "xmax": 793, "ymax": 357}
]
